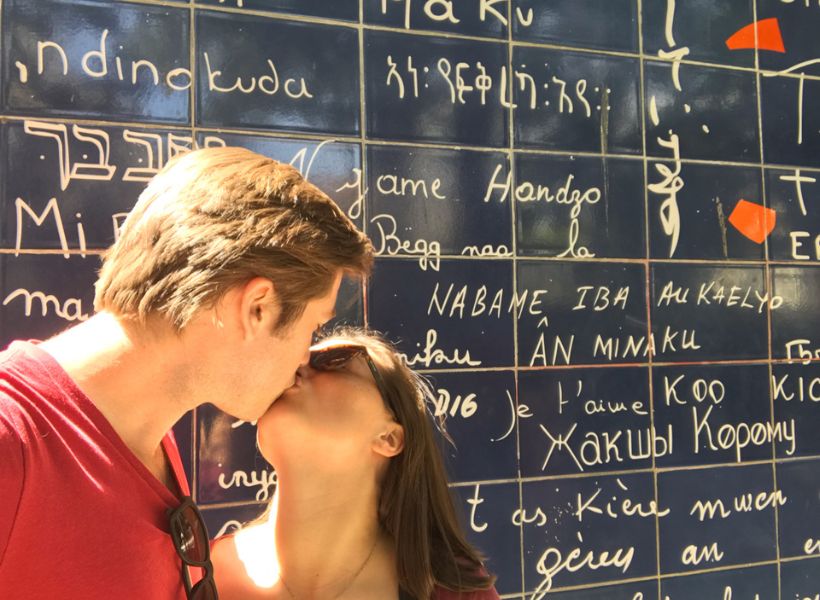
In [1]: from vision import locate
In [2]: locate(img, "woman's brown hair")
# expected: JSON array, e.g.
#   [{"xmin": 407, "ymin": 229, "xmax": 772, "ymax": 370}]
[
  {"xmin": 320, "ymin": 328, "xmax": 497, "ymax": 599},
  {"xmin": 94, "ymin": 146, "xmax": 373, "ymax": 331}
]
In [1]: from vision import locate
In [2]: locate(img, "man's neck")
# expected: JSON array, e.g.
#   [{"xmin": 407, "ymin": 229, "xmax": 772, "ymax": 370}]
[{"xmin": 40, "ymin": 312, "xmax": 197, "ymax": 481}]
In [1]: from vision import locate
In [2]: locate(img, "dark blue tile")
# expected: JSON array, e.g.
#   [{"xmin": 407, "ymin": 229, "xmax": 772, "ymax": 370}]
[
  {"xmin": 425, "ymin": 370, "xmax": 517, "ymax": 482},
  {"xmin": 644, "ymin": 61, "xmax": 759, "ymax": 163},
  {"xmin": 642, "ymin": 0, "xmax": 754, "ymax": 68},
  {"xmin": 648, "ymin": 162, "xmax": 765, "ymax": 260},
  {"xmin": 652, "ymin": 364, "xmax": 774, "ymax": 468},
  {"xmin": 196, "ymin": 12, "xmax": 360, "ymax": 135},
  {"xmin": 366, "ymin": 145, "xmax": 512, "ymax": 258},
  {"xmin": 772, "ymin": 363, "xmax": 820, "ymax": 459},
  {"xmin": 518, "ymin": 367, "xmax": 653, "ymax": 477},
  {"xmin": 367, "ymin": 258, "xmax": 515, "ymax": 369},
  {"xmin": 517, "ymin": 261, "xmax": 647, "ymax": 367},
  {"xmin": 364, "ymin": 0, "xmax": 506, "ymax": 38},
  {"xmin": 761, "ymin": 73, "xmax": 820, "ymax": 168},
  {"xmin": 196, "ymin": 404, "xmax": 275, "ymax": 505},
  {"xmin": 0, "ymin": 254, "xmax": 99, "ymax": 347},
  {"xmin": 781, "ymin": 557, "xmax": 820, "ymax": 600},
  {"xmin": 364, "ymin": 30, "xmax": 508, "ymax": 147},
  {"xmin": 771, "ymin": 266, "xmax": 820, "ymax": 362},
  {"xmin": 515, "ymin": 155, "xmax": 645, "ymax": 259},
  {"xmin": 513, "ymin": 48, "xmax": 641, "ymax": 155},
  {"xmin": 766, "ymin": 167, "xmax": 820, "ymax": 261},
  {"xmin": 650, "ymin": 264, "xmax": 769, "ymax": 361},
  {"xmin": 196, "ymin": 0, "xmax": 358, "ymax": 21},
  {"xmin": 513, "ymin": 0, "xmax": 638, "ymax": 53},
  {"xmin": 2, "ymin": 121, "xmax": 196, "ymax": 251},
  {"xmin": 196, "ymin": 132, "xmax": 363, "ymax": 228},
  {"xmin": 2, "ymin": 0, "xmax": 190, "ymax": 123},
  {"xmin": 660, "ymin": 564, "xmax": 778, "ymax": 599},
  {"xmin": 332, "ymin": 277, "xmax": 364, "ymax": 327},
  {"xmin": 542, "ymin": 581, "xmax": 657, "ymax": 600},
  {"xmin": 776, "ymin": 457, "xmax": 820, "ymax": 558},
  {"xmin": 521, "ymin": 473, "xmax": 658, "ymax": 593},
  {"xmin": 657, "ymin": 464, "xmax": 778, "ymax": 574},
  {"xmin": 758, "ymin": 0, "xmax": 820, "ymax": 72},
  {"xmin": 201, "ymin": 503, "xmax": 268, "ymax": 540},
  {"xmin": 451, "ymin": 483, "xmax": 522, "ymax": 596}
]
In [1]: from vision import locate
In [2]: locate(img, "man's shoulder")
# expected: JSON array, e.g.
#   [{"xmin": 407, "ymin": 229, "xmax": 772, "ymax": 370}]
[
  {"xmin": 0, "ymin": 341, "xmax": 45, "ymax": 383},
  {"xmin": 0, "ymin": 401, "xmax": 23, "ymax": 447},
  {"xmin": 0, "ymin": 377, "xmax": 30, "ymax": 450},
  {"xmin": 0, "ymin": 341, "xmax": 67, "ymax": 445},
  {"xmin": 0, "ymin": 344, "xmax": 31, "ymax": 433},
  {"xmin": 0, "ymin": 341, "xmax": 27, "ymax": 368}
]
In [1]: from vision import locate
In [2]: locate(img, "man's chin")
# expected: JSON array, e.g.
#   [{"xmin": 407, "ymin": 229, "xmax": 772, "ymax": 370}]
[
  {"xmin": 256, "ymin": 377, "xmax": 300, "ymax": 417},
  {"xmin": 260, "ymin": 390, "xmax": 288, "ymax": 414}
]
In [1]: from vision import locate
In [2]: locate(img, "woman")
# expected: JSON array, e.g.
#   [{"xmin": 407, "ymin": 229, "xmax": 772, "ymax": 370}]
[{"xmin": 212, "ymin": 328, "xmax": 500, "ymax": 599}]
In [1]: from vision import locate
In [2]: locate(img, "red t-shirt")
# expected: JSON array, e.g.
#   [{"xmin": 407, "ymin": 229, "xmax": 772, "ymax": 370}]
[{"xmin": 0, "ymin": 342, "xmax": 190, "ymax": 600}]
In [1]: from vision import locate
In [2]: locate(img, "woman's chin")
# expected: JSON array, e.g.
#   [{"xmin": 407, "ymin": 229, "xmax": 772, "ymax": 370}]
[
  {"xmin": 275, "ymin": 377, "xmax": 302, "ymax": 399},
  {"xmin": 258, "ymin": 395, "xmax": 288, "ymax": 428}
]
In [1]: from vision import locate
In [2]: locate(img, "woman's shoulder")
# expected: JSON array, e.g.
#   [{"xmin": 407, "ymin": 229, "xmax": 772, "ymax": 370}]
[{"xmin": 432, "ymin": 585, "xmax": 501, "ymax": 600}]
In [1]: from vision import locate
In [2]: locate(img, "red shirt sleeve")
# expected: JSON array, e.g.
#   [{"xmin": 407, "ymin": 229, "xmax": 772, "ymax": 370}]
[
  {"xmin": 162, "ymin": 431, "xmax": 191, "ymax": 497},
  {"xmin": 0, "ymin": 410, "xmax": 25, "ymax": 566}
]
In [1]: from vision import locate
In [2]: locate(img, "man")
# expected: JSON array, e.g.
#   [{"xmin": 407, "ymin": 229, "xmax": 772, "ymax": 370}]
[{"xmin": 0, "ymin": 147, "xmax": 373, "ymax": 599}]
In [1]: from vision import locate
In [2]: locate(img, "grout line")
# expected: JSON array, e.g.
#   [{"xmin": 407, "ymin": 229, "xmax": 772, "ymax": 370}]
[
  {"xmin": 635, "ymin": 1, "xmax": 665, "ymax": 596},
  {"xmin": 752, "ymin": 2, "xmax": 784, "ymax": 597},
  {"xmin": 185, "ymin": 1, "xmax": 360, "ymax": 30},
  {"xmin": 9, "ymin": 246, "xmax": 820, "ymax": 270},
  {"xmin": 9, "ymin": 246, "xmax": 820, "ymax": 268},
  {"xmin": 257, "ymin": 451, "xmax": 819, "ymax": 491},
  {"xmin": 778, "ymin": 554, "xmax": 820, "ymax": 564},
  {"xmin": 5, "ymin": 112, "xmax": 820, "ymax": 174},
  {"xmin": 513, "ymin": 557, "xmax": 795, "ymax": 596},
  {"xmin": 386, "ymin": 356, "xmax": 820, "ymax": 373},
  {"xmin": 358, "ymin": 0, "xmax": 370, "ymax": 329},
  {"xmin": 89, "ymin": 0, "xmax": 820, "ymax": 86},
  {"xmin": 504, "ymin": 4, "xmax": 527, "ymax": 596}
]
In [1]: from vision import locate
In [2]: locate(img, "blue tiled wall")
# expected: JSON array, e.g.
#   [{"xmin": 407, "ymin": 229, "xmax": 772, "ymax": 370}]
[{"xmin": 1, "ymin": 1, "xmax": 818, "ymax": 598}]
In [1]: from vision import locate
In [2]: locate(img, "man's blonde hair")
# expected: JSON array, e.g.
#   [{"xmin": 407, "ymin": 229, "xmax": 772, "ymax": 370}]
[{"xmin": 94, "ymin": 146, "xmax": 373, "ymax": 331}]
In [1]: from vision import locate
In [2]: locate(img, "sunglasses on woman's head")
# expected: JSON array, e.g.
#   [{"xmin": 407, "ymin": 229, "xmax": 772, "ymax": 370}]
[
  {"xmin": 167, "ymin": 496, "xmax": 218, "ymax": 600},
  {"xmin": 309, "ymin": 343, "xmax": 392, "ymax": 413}
]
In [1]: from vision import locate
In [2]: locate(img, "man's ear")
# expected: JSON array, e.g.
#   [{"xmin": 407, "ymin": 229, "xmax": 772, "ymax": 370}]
[
  {"xmin": 373, "ymin": 423, "xmax": 405, "ymax": 458},
  {"xmin": 238, "ymin": 277, "xmax": 279, "ymax": 340}
]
